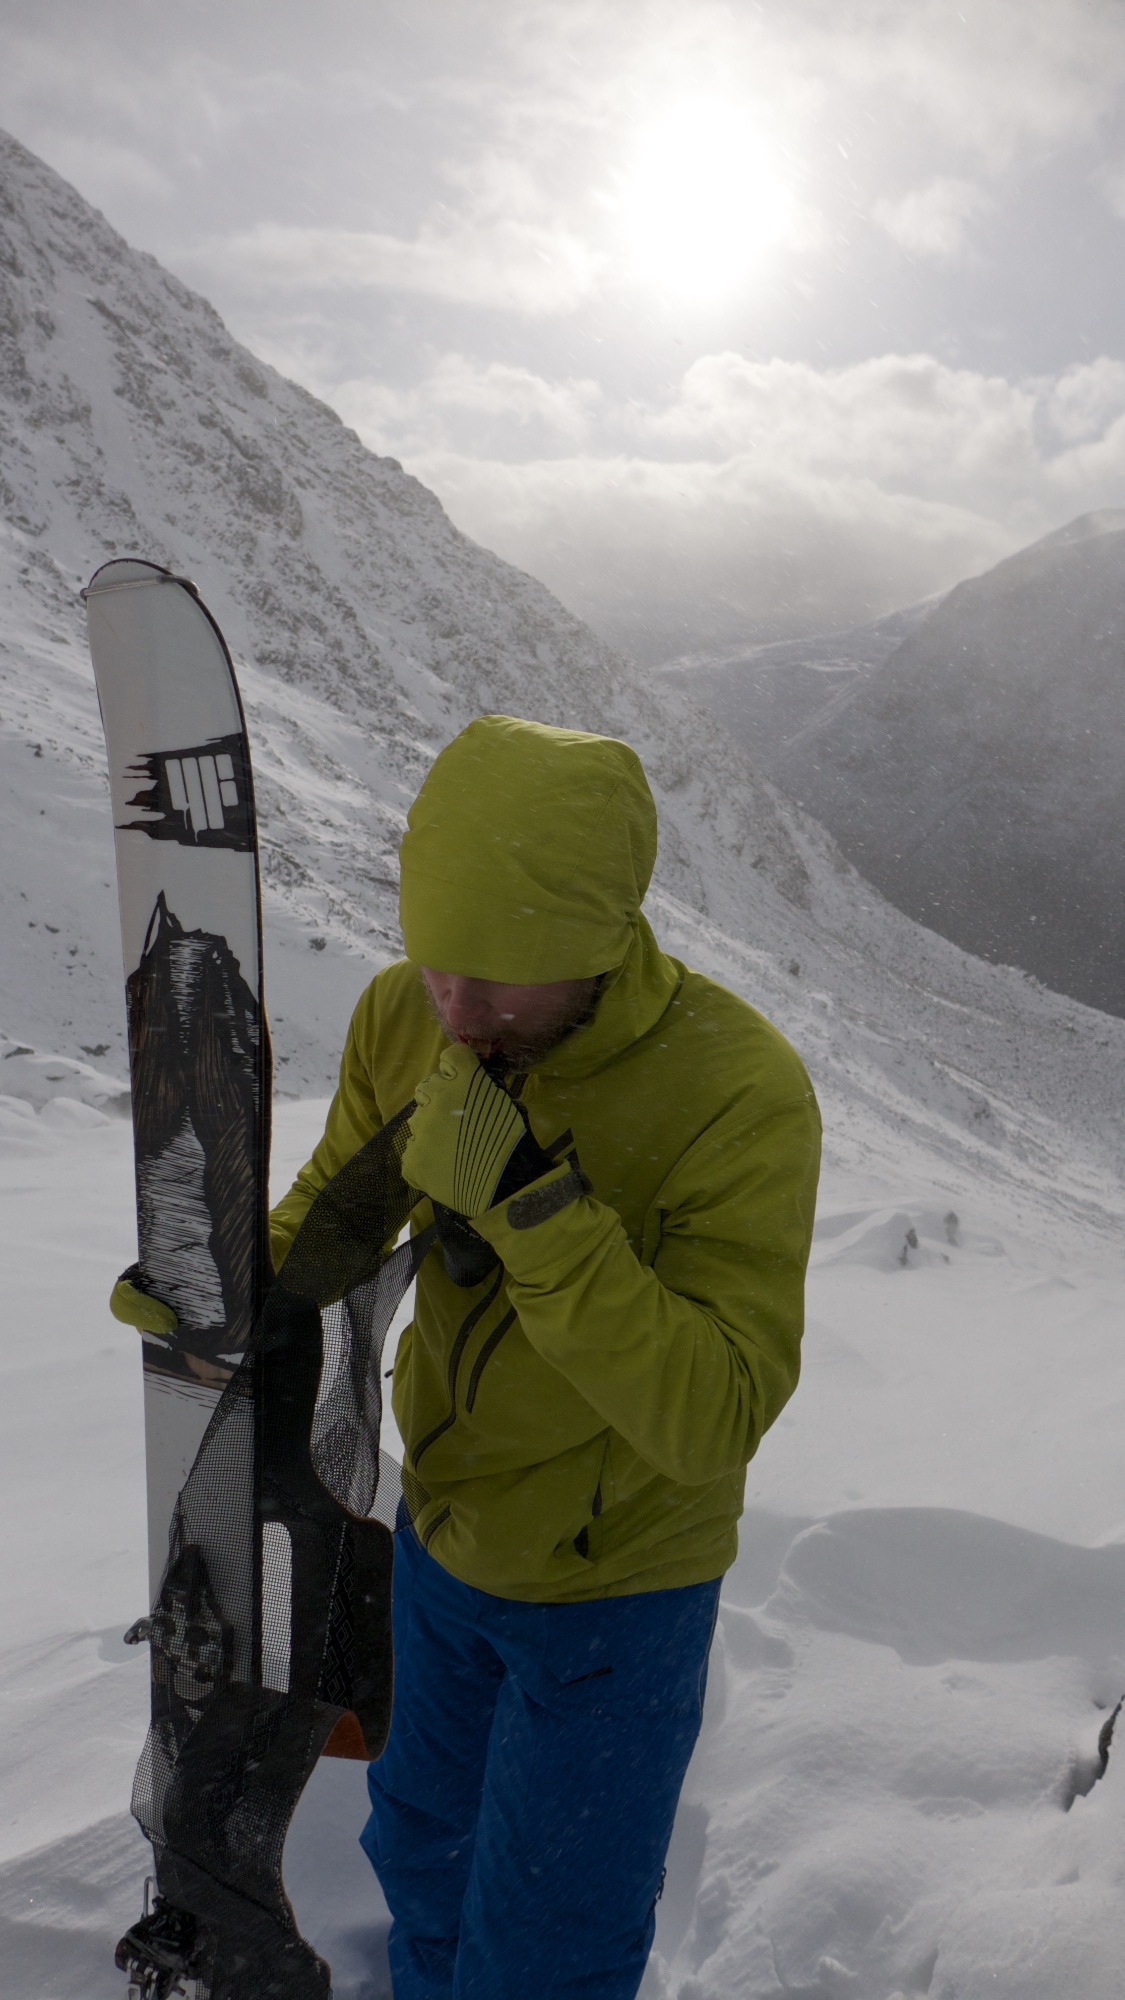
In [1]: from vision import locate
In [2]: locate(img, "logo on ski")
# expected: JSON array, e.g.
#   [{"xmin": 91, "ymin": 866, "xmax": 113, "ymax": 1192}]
[{"xmin": 119, "ymin": 734, "xmax": 254, "ymax": 850}]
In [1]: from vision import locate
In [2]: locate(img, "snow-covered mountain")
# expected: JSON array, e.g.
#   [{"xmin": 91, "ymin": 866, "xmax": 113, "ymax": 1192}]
[
  {"xmin": 0, "ymin": 121, "xmax": 808, "ymax": 1093},
  {"xmin": 1, "ymin": 122, "xmax": 1124, "ymax": 1244},
  {"xmin": 6, "ymin": 126, "xmax": 1125, "ymax": 2000},
  {"xmin": 670, "ymin": 513, "xmax": 1125, "ymax": 1018},
  {"xmin": 657, "ymin": 596, "xmax": 939, "ymax": 760}
]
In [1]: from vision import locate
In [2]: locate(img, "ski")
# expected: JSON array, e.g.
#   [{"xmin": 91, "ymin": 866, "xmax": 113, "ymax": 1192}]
[
  {"xmin": 85, "ymin": 559, "xmax": 271, "ymax": 1590},
  {"xmin": 86, "ymin": 559, "xmax": 416, "ymax": 2000}
]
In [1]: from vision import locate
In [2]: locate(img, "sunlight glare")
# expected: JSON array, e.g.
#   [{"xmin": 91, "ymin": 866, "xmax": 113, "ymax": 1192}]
[{"xmin": 620, "ymin": 99, "xmax": 795, "ymax": 304}]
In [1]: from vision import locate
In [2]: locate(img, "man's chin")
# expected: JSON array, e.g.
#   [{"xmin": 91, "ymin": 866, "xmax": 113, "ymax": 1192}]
[{"xmin": 454, "ymin": 1027, "xmax": 544, "ymax": 1068}]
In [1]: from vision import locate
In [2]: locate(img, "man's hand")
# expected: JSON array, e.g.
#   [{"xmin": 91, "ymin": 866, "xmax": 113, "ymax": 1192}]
[
  {"xmin": 402, "ymin": 1045, "xmax": 542, "ymax": 1219},
  {"xmin": 110, "ymin": 1263, "xmax": 178, "ymax": 1337}
]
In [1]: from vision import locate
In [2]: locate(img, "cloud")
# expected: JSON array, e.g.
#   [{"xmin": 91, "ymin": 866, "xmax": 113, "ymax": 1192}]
[
  {"xmin": 1093, "ymin": 155, "xmax": 1125, "ymax": 219},
  {"xmin": 334, "ymin": 354, "xmax": 601, "ymax": 457},
  {"xmin": 1041, "ymin": 356, "xmax": 1125, "ymax": 446},
  {"xmin": 634, "ymin": 353, "xmax": 1041, "ymax": 510},
  {"xmin": 188, "ymin": 215, "xmax": 598, "ymax": 316},
  {"xmin": 24, "ymin": 131, "xmax": 174, "ymax": 202},
  {"xmin": 184, "ymin": 147, "xmax": 604, "ymax": 316},
  {"xmin": 297, "ymin": 1, "xmax": 1121, "ymax": 324},
  {"xmin": 341, "ymin": 347, "xmax": 1049, "ymax": 507},
  {"xmin": 327, "ymin": 345, "xmax": 1125, "ymax": 662},
  {"xmin": 412, "ymin": 446, "xmax": 1015, "ymax": 664},
  {"xmin": 0, "ymin": 27, "xmax": 306, "ymax": 168},
  {"xmin": 1038, "ymin": 363, "xmax": 1125, "ymax": 494},
  {"xmin": 871, "ymin": 178, "xmax": 990, "ymax": 260},
  {"xmin": 811, "ymin": 0, "xmax": 1125, "ymax": 170},
  {"xmin": 492, "ymin": 0, "xmax": 1125, "ymax": 173}
]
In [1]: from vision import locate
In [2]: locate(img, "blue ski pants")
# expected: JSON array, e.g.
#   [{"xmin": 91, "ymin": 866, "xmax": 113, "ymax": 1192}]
[{"xmin": 360, "ymin": 1510, "xmax": 720, "ymax": 2000}]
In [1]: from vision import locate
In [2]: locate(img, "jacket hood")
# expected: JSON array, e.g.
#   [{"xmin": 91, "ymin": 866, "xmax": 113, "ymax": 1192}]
[
  {"xmin": 398, "ymin": 714, "xmax": 658, "ymax": 983},
  {"xmin": 528, "ymin": 912, "xmax": 681, "ymax": 1080}
]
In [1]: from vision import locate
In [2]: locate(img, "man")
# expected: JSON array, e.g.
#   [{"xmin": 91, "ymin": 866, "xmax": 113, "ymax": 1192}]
[{"xmin": 120, "ymin": 714, "xmax": 821, "ymax": 1999}]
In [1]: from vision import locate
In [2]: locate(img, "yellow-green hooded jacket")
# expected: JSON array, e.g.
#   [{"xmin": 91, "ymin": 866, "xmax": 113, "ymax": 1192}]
[{"xmin": 270, "ymin": 716, "xmax": 821, "ymax": 1602}]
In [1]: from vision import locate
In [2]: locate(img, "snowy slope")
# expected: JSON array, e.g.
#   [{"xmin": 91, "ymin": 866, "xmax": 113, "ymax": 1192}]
[
  {"xmin": 0, "ymin": 120, "xmax": 808, "ymax": 1094},
  {"xmin": 4, "ymin": 124, "xmax": 1125, "ymax": 2000},
  {"xmin": 5, "ymin": 1091, "xmax": 1125, "ymax": 2000},
  {"xmin": 657, "ymin": 596, "xmax": 938, "ymax": 764},
  {"xmin": 768, "ymin": 514, "xmax": 1125, "ymax": 1018}
]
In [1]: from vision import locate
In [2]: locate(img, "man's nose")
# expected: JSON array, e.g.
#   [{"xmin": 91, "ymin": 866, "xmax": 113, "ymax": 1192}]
[{"xmin": 443, "ymin": 978, "xmax": 491, "ymax": 1027}]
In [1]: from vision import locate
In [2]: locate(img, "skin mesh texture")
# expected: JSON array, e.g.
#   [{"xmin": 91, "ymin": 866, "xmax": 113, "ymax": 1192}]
[{"xmin": 132, "ymin": 1106, "xmax": 428, "ymax": 1998}]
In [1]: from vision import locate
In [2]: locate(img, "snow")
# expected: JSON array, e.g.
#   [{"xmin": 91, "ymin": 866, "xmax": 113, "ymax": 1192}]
[
  {"xmin": 0, "ymin": 1101, "xmax": 397, "ymax": 1997},
  {"xmin": 5, "ymin": 1060, "xmax": 1125, "ymax": 1999},
  {"xmin": 676, "ymin": 510, "xmax": 1125, "ymax": 1019},
  {"xmin": 656, "ymin": 596, "xmax": 939, "ymax": 763},
  {"xmin": 4, "ymin": 123, "xmax": 1125, "ymax": 2000}
]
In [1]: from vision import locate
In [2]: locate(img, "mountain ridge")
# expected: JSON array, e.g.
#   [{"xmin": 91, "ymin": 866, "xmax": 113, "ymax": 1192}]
[
  {"xmin": 657, "ymin": 596, "xmax": 941, "ymax": 763},
  {"xmin": 1, "ymin": 123, "xmax": 1123, "ymax": 1248},
  {"xmin": 661, "ymin": 508, "xmax": 1125, "ymax": 1017},
  {"xmin": 769, "ymin": 512, "xmax": 1125, "ymax": 1014}
]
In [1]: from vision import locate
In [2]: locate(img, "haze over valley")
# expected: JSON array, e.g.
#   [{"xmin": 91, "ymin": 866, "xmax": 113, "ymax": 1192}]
[{"xmin": 665, "ymin": 511, "xmax": 1125, "ymax": 1017}]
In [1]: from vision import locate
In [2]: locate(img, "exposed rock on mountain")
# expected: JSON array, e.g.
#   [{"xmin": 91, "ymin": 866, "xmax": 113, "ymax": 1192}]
[
  {"xmin": 658, "ymin": 597, "xmax": 939, "ymax": 763},
  {"xmin": 0, "ymin": 122, "xmax": 806, "ymax": 1086},
  {"xmin": 673, "ymin": 512, "xmax": 1125, "ymax": 1017}
]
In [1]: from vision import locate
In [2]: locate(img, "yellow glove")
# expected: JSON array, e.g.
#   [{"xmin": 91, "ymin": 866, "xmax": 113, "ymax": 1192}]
[
  {"xmin": 401, "ymin": 1045, "xmax": 550, "ymax": 1220},
  {"xmin": 110, "ymin": 1264, "xmax": 179, "ymax": 1337}
]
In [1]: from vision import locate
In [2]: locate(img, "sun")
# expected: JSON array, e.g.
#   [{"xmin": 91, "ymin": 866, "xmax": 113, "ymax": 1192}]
[{"xmin": 618, "ymin": 99, "xmax": 795, "ymax": 304}]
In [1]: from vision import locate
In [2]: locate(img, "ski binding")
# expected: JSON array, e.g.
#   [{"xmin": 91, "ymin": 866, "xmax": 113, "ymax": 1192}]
[{"xmin": 116, "ymin": 1879, "xmax": 203, "ymax": 2000}]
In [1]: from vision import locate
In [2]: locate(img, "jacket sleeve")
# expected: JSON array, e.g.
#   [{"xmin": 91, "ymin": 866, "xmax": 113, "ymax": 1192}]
[
  {"xmin": 268, "ymin": 987, "xmax": 385, "ymax": 1271},
  {"xmin": 472, "ymin": 1084, "xmax": 821, "ymax": 1485}
]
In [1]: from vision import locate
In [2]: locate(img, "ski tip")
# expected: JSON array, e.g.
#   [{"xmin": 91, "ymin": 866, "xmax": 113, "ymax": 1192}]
[{"xmin": 82, "ymin": 558, "xmax": 200, "ymax": 603}]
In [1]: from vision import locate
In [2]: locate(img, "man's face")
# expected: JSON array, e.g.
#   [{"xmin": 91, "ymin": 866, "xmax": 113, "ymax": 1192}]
[{"xmin": 420, "ymin": 967, "xmax": 601, "ymax": 1068}]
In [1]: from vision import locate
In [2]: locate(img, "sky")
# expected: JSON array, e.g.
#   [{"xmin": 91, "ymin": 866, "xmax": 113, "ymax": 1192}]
[{"xmin": 4, "ymin": 0, "xmax": 1125, "ymax": 663}]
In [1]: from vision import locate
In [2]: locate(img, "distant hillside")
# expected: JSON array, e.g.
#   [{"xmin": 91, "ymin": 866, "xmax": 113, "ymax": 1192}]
[
  {"xmin": 765, "ymin": 513, "xmax": 1125, "ymax": 1016},
  {"xmin": 658, "ymin": 598, "xmax": 938, "ymax": 762},
  {"xmin": 667, "ymin": 513, "xmax": 1125, "ymax": 1017}
]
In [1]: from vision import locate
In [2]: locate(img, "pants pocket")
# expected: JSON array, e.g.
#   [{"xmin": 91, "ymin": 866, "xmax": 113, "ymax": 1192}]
[{"xmin": 538, "ymin": 1578, "xmax": 720, "ymax": 1721}]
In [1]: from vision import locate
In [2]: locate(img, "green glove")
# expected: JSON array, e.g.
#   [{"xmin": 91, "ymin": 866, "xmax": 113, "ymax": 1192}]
[
  {"xmin": 402, "ymin": 1045, "xmax": 548, "ymax": 1220},
  {"xmin": 110, "ymin": 1263, "xmax": 179, "ymax": 1337}
]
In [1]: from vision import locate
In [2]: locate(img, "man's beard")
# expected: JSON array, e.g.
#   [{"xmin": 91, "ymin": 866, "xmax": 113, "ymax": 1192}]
[{"xmin": 422, "ymin": 976, "xmax": 603, "ymax": 1070}]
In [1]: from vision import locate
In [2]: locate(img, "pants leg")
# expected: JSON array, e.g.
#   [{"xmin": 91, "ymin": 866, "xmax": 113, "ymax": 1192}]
[
  {"xmin": 361, "ymin": 1519, "xmax": 505, "ymax": 2000},
  {"xmin": 454, "ymin": 1581, "xmax": 720, "ymax": 2000},
  {"xmin": 362, "ymin": 1520, "xmax": 720, "ymax": 2000}
]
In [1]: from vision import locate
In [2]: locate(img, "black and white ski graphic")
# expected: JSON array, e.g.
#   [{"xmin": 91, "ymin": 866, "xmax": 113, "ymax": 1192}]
[
  {"xmin": 86, "ymin": 558, "xmax": 271, "ymax": 1573},
  {"xmin": 88, "ymin": 557, "xmax": 415, "ymax": 2000}
]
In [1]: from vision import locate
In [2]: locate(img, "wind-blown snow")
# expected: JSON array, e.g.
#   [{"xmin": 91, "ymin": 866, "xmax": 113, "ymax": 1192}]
[{"xmin": 3, "ymin": 125, "xmax": 1125, "ymax": 2000}]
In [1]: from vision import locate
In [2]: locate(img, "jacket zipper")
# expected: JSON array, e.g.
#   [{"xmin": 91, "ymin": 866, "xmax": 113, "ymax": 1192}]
[
  {"xmin": 421, "ymin": 1504, "xmax": 451, "ymax": 1548},
  {"xmin": 464, "ymin": 1307, "xmax": 516, "ymax": 1413},
  {"xmin": 410, "ymin": 1265, "xmax": 505, "ymax": 1471},
  {"xmin": 574, "ymin": 1482, "xmax": 602, "ymax": 1561}
]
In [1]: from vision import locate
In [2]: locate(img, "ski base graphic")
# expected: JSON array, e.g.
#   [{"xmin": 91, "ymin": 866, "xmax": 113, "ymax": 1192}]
[{"xmin": 87, "ymin": 559, "xmax": 413, "ymax": 1999}]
